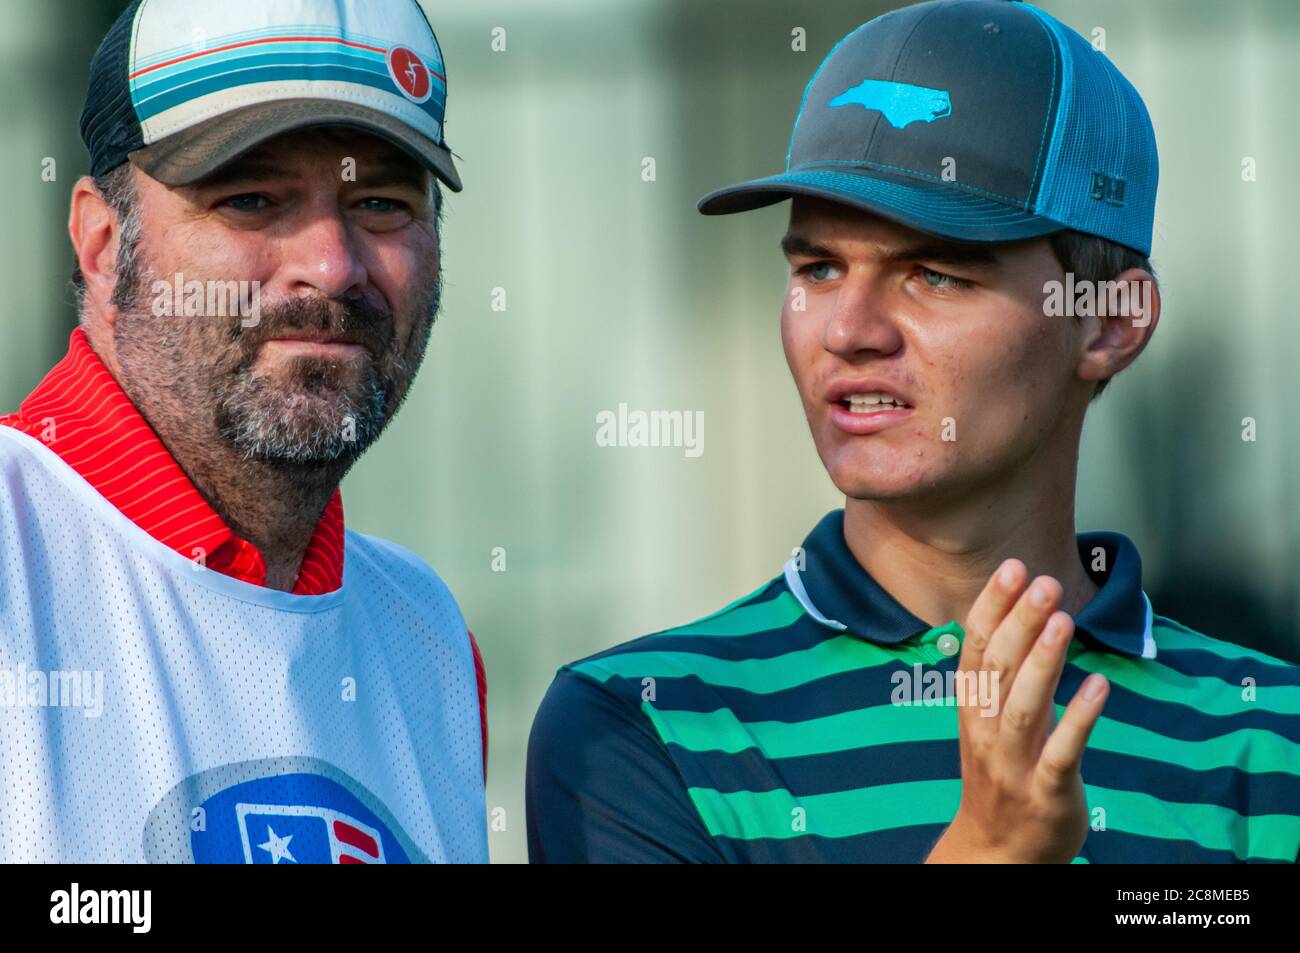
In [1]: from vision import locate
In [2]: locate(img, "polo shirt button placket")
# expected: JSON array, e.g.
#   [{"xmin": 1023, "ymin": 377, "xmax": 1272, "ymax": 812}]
[{"xmin": 915, "ymin": 622, "xmax": 964, "ymax": 664}]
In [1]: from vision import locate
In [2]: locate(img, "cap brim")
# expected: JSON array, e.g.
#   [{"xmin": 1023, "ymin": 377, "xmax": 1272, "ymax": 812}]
[
  {"xmin": 698, "ymin": 167, "xmax": 1066, "ymax": 244},
  {"xmin": 128, "ymin": 99, "xmax": 462, "ymax": 192}
]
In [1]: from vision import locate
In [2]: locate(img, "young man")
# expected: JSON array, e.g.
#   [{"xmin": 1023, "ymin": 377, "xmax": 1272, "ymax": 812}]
[
  {"xmin": 527, "ymin": 0, "xmax": 1300, "ymax": 863},
  {"xmin": 0, "ymin": 0, "xmax": 485, "ymax": 862}
]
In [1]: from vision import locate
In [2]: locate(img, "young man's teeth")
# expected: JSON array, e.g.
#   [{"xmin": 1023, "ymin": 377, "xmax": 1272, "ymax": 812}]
[{"xmin": 845, "ymin": 392, "xmax": 905, "ymax": 412}]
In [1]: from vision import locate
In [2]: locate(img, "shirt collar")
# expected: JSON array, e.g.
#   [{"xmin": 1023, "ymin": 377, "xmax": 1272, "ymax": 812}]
[
  {"xmin": 786, "ymin": 509, "xmax": 1155, "ymax": 659},
  {"xmin": 1, "ymin": 329, "xmax": 345, "ymax": 595}
]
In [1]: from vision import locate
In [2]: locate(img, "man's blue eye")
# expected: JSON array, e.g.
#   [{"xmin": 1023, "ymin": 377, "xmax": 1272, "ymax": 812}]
[
  {"xmin": 921, "ymin": 267, "xmax": 967, "ymax": 288},
  {"xmin": 225, "ymin": 194, "xmax": 267, "ymax": 211},
  {"xmin": 808, "ymin": 262, "xmax": 835, "ymax": 281},
  {"xmin": 362, "ymin": 197, "xmax": 405, "ymax": 212}
]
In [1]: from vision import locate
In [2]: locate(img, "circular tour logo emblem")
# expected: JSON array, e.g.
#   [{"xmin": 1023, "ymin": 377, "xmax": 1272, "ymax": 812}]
[
  {"xmin": 387, "ymin": 45, "xmax": 433, "ymax": 104},
  {"xmin": 143, "ymin": 757, "xmax": 430, "ymax": 863}
]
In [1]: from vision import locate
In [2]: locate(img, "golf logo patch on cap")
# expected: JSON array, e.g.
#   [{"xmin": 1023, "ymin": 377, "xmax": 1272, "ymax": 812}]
[
  {"xmin": 828, "ymin": 79, "xmax": 952, "ymax": 129},
  {"xmin": 387, "ymin": 45, "xmax": 435, "ymax": 104}
]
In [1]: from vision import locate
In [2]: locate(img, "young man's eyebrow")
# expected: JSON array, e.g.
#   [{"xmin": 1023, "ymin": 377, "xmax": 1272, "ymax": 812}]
[
  {"xmin": 781, "ymin": 233, "xmax": 1002, "ymax": 270},
  {"xmin": 880, "ymin": 240, "xmax": 1001, "ymax": 269},
  {"xmin": 780, "ymin": 234, "xmax": 837, "ymax": 259}
]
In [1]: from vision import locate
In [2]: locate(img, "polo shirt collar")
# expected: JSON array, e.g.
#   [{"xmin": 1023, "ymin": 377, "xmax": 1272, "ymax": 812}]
[
  {"xmin": 3, "ymin": 328, "xmax": 345, "ymax": 595},
  {"xmin": 785, "ymin": 509, "xmax": 1155, "ymax": 659}
]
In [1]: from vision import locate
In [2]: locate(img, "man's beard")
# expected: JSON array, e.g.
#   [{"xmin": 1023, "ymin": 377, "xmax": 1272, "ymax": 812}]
[
  {"xmin": 113, "ymin": 246, "xmax": 440, "ymax": 469},
  {"xmin": 214, "ymin": 299, "xmax": 405, "ymax": 466}
]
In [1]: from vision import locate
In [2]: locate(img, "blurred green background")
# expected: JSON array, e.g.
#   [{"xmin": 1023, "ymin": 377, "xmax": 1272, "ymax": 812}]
[{"xmin": 2, "ymin": 0, "xmax": 1297, "ymax": 863}]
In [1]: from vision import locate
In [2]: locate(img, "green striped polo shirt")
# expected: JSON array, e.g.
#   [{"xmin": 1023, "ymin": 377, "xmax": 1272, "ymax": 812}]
[{"xmin": 526, "ymin": 509, "xmax": 1300, "ymax": 862}]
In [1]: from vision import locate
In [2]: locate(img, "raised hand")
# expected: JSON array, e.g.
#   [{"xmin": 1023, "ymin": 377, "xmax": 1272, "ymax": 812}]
[{"xmin": 925, "ymin": 558, "xmax": 1109, "ymax": 863}]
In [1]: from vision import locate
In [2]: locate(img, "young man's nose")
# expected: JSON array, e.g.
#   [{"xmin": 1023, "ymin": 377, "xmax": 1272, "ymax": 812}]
[{"xmin": 821, "ymin": 274, "xmax": 905, "ymax": 358}]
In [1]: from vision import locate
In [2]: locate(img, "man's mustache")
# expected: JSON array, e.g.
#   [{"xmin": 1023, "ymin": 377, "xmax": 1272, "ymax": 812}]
[{"xmin": 233, "ymin": 297, "xmax": 395, "ymax": 358}]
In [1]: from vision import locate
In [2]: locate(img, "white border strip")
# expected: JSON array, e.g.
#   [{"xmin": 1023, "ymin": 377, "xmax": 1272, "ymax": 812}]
[{"xmin": 783, "ymin": 556, "xmax": 847, "ymax": 631}]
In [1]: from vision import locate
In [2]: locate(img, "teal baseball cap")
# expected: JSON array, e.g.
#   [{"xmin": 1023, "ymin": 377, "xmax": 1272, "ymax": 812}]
[{"xmin": 698, "ymin": 0, "xmax": 1158, "ymax": 256}]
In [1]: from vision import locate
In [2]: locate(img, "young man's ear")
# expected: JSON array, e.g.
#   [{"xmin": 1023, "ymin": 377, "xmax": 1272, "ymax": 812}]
[
  {"xmin": 68, "ymin": 173, "xmax": 125, "ymax": 333},
  {"xmin": 1076, "ymin": 267, "xmax": 1160, "ymax": 391}
]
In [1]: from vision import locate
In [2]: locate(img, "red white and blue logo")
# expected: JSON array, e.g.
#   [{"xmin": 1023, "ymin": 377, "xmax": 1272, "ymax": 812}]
[
  {"xmin": 234, "ymin": 796, "xmax": 392, "ymax": 864},
  {"xmin": 144, "ymin": 758, "xmax": 427, "ymax": 864}
]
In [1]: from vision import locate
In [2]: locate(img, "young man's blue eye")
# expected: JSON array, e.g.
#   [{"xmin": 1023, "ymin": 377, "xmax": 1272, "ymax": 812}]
[{"xmin": 921, "ymin": 267, "xmax": 966, "ymax": 288}]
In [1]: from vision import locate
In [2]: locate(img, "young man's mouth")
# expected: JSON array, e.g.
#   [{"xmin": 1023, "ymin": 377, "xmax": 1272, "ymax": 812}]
[{"xmin": 826, "ymin": 384, "xmax": 914, "ymax": 435}]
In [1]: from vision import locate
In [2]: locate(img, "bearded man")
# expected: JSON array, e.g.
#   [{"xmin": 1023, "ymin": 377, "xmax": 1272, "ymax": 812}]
[{"xmin": 0, "ymin": 0, "xmax": 486, "ymax": 864}]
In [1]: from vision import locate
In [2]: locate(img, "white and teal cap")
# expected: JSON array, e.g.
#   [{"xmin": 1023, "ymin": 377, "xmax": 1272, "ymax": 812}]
[{"xmin": 81, "ymin": 0, "xmax": 461, "ymax": 190}]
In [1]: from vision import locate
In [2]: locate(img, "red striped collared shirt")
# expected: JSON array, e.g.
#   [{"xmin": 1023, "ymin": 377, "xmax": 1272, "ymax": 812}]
[
  {"xmin": 0, "ymin": 327, "xmax": 344, "ymax": 592},
  {"xmin": 2, "ymin": 328, "xmax": 488, "ymax": 771}
]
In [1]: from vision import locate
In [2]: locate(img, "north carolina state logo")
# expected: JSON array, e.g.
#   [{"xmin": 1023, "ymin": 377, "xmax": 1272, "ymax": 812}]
[{"xmin": 387, "ymin": 45, "xmax": 433, "ymax": 103}]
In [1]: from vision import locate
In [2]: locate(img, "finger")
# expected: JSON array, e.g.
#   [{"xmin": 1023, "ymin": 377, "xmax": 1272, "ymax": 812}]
[
  {"xmin": 983, "ymin": 575, "xmax": 1062, "ymax": 706},
  {"xmin": 997, "ymin": 610, "xmax": 1074, "ymax": 766},
  {"xmin": 956, "ymin": 559, "xmax": 1028, "ymax": 753},
  {"xmin": 1037, "ymin": 673, "xmax": 1109, "ymax": 793},
  {"xmin": 959, "ymin": 558, "xmax": 1027, "ymax": 673}
]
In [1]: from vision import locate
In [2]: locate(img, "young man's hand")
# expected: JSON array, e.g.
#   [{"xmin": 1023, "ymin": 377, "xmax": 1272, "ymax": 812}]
[{"xmin": 925, "ymin": 559, "xmax": 1109, "ymax": 863}]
